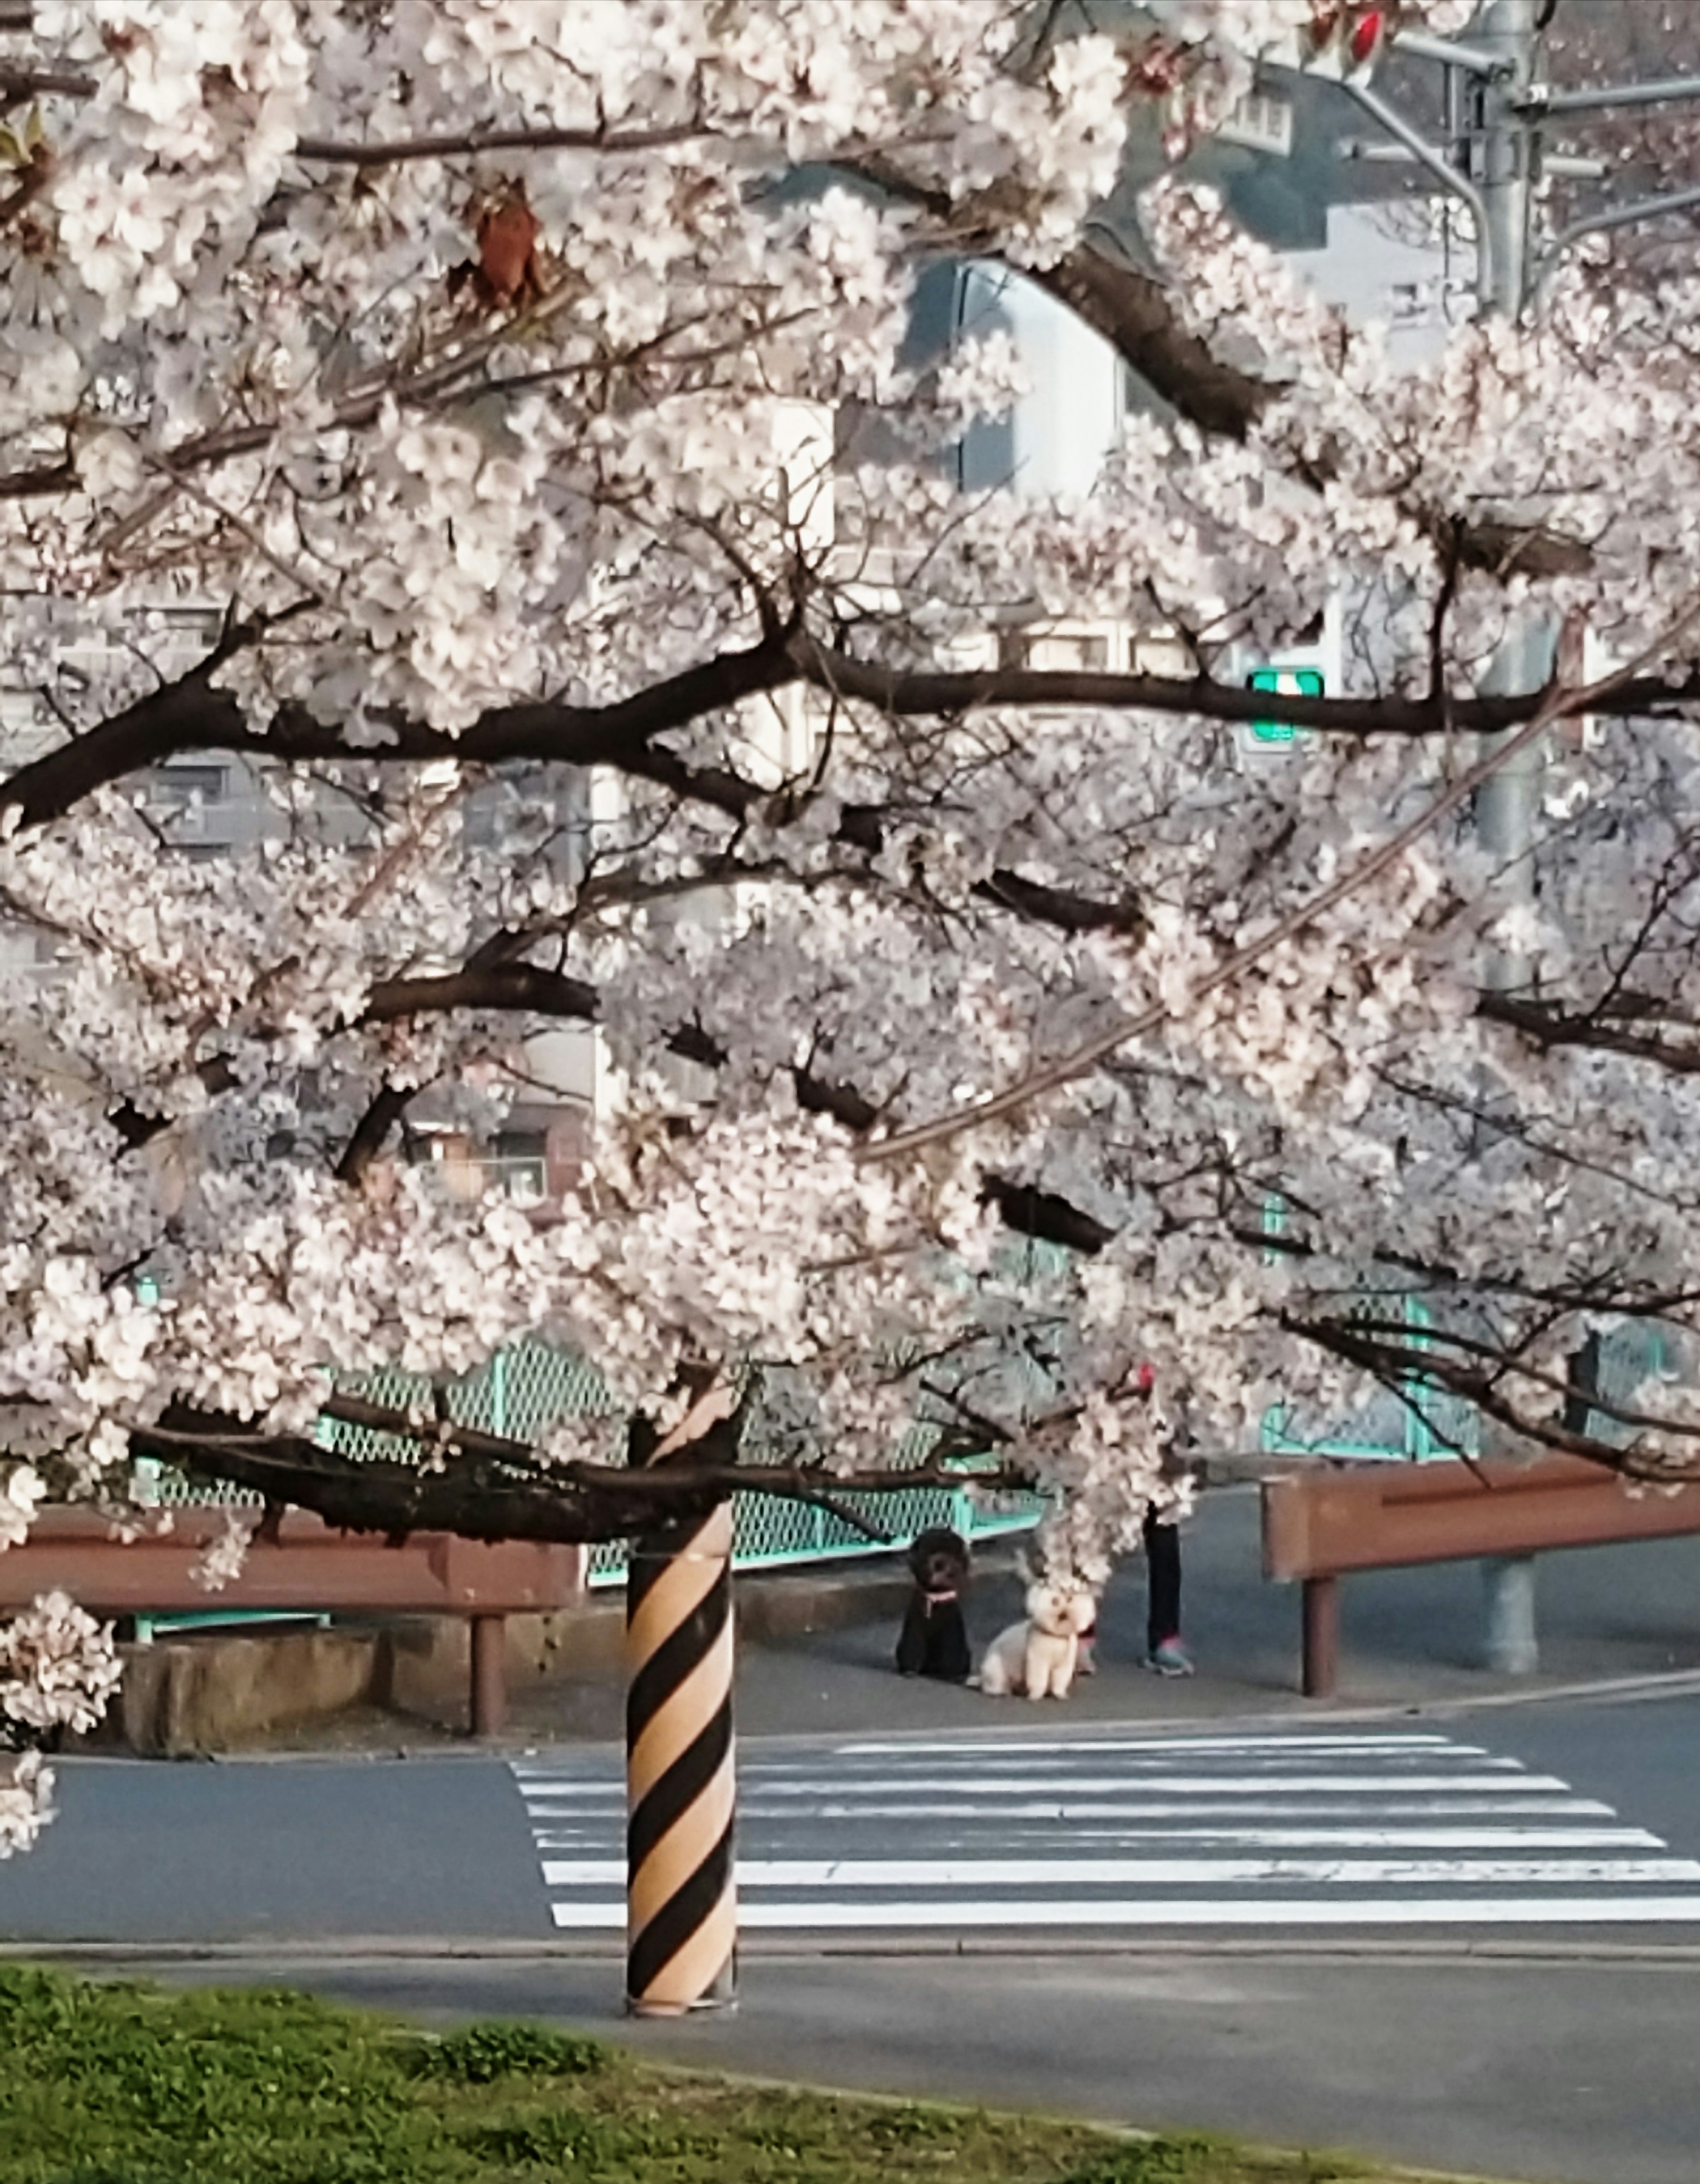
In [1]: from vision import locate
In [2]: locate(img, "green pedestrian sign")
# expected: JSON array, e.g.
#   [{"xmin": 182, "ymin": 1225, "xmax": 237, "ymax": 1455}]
[{"xmin": 1247, "ymin": 665, "xmax": 1323, "ymax": 744}]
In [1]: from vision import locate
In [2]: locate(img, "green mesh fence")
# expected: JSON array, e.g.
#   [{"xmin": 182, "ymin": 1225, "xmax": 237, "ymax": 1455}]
[{"xmin": 139, "ymin": 1336, "xmax": 1046, "ymax": 1579}]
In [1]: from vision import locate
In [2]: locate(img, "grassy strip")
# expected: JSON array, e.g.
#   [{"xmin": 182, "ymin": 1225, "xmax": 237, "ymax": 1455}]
[{"xmin": 0, "ymin": 1964, "xmax": 1454, "ymax": 2184}]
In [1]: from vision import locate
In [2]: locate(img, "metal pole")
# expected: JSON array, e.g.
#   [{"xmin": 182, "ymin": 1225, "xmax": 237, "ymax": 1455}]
[
  {"xmin": 1483, "ymin": 1554, "xmax": 1540, "ymax": 1675},
  {"xmin": 1301, "ymin": 1575, "xmax": 1341, "ymax": 1700},
  {"xmin": 1472, "ymin": 0, "xmax": 1543, "ymax": 1674},
  {"xmin": 1540, "ymin": 76, "xmax": 1700, "ymax": 117},
  {"xmin": 469, "ymin": 1613, "xmax": 507, "ymax": 1738},
  {"xmin": 1473, "ymin": 0, "xmax": 1534, "ymax": 319}
]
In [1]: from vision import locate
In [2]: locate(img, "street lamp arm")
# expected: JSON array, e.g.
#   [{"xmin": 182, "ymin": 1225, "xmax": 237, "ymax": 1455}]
[
  {"xmin": 1538, "ymin": 77, "xmax": 1700, "ymax": 118},
  {"xmin": 1337, "ymin": 78, "xmax": 1488, "ymax": 236},
  {"xmin": 1388, "ymin": 27, "xmax": 1508, "ymax": 77}
]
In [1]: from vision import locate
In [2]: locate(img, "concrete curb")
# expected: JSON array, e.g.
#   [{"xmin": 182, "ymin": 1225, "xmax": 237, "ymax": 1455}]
[
  {"xmin": 12, "ymin": 1935, "xmax": 1700, "ymax": 1966},
  {"xmin": 709, "ymin": 1662, "xmax": 1700, "ymax": 1749}
]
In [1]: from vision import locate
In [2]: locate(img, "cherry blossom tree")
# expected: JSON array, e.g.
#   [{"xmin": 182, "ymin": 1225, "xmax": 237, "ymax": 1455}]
[{"xmin": 5, "ymin": 0, "xmax": 1700, "ymax": 1842}]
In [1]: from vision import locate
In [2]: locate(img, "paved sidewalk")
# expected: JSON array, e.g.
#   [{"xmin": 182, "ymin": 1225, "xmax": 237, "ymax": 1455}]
[
  {"xmin": 489, "ymin": 1483, "xmax": 1700, "ymax": 1747},
  {"xmin": 231, "ymin": 1484, "xmax": 1700, "ymax": 1751}
]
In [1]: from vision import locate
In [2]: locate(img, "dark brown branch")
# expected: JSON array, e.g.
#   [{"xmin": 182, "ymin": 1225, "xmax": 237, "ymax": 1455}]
[
  {"xmin": 1286, "ymin": 1313, "xmax": 1700, "ymax": 1484},
  {"xmin": 979, "ymin": 1175, "xmax": 1114, "ymax": 1256},
  {"xmin": 363, "ymin": 962, "xmax": 602, "ymax": 1024},
  {"xmin": 335, "ymin": 1082, "xmax": 414, "ymax": 1185},
  {"xmin": 792, "ymin": 1069, "xmax": 879, "ymax": 1133},
  {"xmin": 294, "ymin": 123, "xmax": 703, "ymax": 167},
  {"xmin": 1479, "ymin": 990, "xmax": 1700, "ymax": 1075},
  {"xmin": 0, "ymin": 634, "xmax": 796, "ymax": 830},
  {"xmin": 134, "ymin": 1390, "xmax": 1027, "ymax": 1547},
  {"xmin": 1031, "ymin": 240, "xmax": 1279, "ymax": 449},
  {"xmin": 1335, "ymin": 1312, "xmax": 1700, "ymax": 1446},
  {"xmin": 972, "ymin": 869, "xmax": 1145, "ymax": 937},
  {"xmin": 788, "ymin": 632, "xmax": 1691, "ymax": 739},
  {"xmin": 14, "ymin": 618, "xmax": 1699, "ymax": 836},
  {"xmin": 838, "ymin": 158, "xmax": 1592, "ymax": 583},
  {"xmin": 1028, "ymin": 248, "xmax": 1588, "ymax": 582},
  {"xmin": 0, "ymin": 65, "xmax": 94, "ymax": 99}
]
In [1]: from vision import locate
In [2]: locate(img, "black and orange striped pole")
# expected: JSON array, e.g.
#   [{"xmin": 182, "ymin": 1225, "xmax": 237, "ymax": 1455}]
[
  {"xmin": 625, "ymin": 1500, "xmax": 736, "ymax": 2013},
  {"xmin": 624, "ymin": 1376, "xmax": 740, "ymax": 2015}
]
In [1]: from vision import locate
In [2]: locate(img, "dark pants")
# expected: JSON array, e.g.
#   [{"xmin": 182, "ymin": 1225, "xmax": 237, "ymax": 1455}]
[{"xmin": 1144, "ymin": 1508, "xmax": 1182, "ymax": 1651}]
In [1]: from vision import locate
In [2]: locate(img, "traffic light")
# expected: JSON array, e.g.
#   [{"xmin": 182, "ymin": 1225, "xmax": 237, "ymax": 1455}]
[
  {"xmin": 1284, "ymin": 4, "xmax": 1390, "ymax": 85},
  {"xmin": 1247, "ymin": 665, "xmax": 1324, "ymax": 745}
]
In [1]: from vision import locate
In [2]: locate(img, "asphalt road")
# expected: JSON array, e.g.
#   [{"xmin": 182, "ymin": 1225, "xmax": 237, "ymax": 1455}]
[
  {"xmin": 9, "ymin": 1690, "xmax": 1700, "ymax": 2184},
  {"xmin": 7, "ymin": 1689, "xmax": 1700, "ymax": 1947}
]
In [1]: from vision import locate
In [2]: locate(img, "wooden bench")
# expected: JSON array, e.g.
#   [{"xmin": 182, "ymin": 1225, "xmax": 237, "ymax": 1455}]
[
  {"xmin": 1262, "ymin": 1456, "xmax": 1700, "ymax": 1697},
  {"xmin": 0, "ymin": 1508, "xmax": 581, "ymax": 1736}
]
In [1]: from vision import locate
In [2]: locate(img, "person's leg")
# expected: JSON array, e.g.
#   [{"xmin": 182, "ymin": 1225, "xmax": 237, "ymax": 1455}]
[{"xmin": 1144, "ymin": 1509, "xmax": 1192, "ymax": 1674}]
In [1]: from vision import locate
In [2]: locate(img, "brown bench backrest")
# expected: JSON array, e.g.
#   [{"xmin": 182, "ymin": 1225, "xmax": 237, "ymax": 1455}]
[
  {"xmin": 1263, "ymin": 1455, "xmax": 1700, "ymax": 1581},
  {"xmin": 0, "ymin": 1508, "xmax": 579, "ymax": 1616}
]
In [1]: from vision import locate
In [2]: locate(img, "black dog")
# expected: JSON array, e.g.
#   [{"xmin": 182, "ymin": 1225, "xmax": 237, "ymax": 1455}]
[{"xmin": 895, "ymin": 1526, "xmax": 972, "ymax": 1682}]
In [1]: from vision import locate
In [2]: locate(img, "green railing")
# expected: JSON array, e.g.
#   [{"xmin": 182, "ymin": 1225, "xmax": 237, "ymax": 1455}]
[
  {"xmin": 1259, "ymin": 1294, "xmax": 1481, "ymax": 1464},
  {"xmin": 1255, "ymin": 1196, "xmax": 1480, "ymax": 1464}
]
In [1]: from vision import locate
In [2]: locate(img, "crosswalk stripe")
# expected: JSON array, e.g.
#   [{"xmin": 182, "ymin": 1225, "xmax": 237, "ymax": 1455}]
[
  {"xmin": 827, "ymin": 1734, "xmax": 1470, "ymax": 1755},
  {"xmin": 510, "ymin": 1726, "xmax": 1699, "ymax": 1935},
  {"xmin": 739, "ymin": 1797, "xmax": 1619, "ymax": 1820},
  {"xmin": 533, "ymin": 1826, "xmax": 1657, "ymax": 1851},
  {"xmin": 543, "ymin": 1854, "xmax": 1700, "ymax": 1888},
  {"xmin": 548, "ymin": 1895, "xmax": 1700, "ymax": 1931},
  {"xmin": 522, "ymin": 1773, "xmax": 1572, "ymax": 1797}
]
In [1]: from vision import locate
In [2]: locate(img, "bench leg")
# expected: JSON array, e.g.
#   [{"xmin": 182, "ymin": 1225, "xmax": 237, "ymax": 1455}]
[
  {"xmin": 1483, "ymin": 1555, "xmax": 1538, "ymax": 1676},
  {"xmin": 1301, "ymin": 1576, "xmax": 1339, "ymax": 1699},
  {"xmin": 470, "ymin": 1613, "xmax": 507, "ymax": 1738}
]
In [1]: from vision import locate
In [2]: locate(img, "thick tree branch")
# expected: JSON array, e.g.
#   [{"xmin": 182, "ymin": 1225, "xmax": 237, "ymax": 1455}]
[
  {"xmin": 1029, "ymin": 240, "xmax": 1278, "ymax": 448},
  {"xmin": 788, "ymin": 632, "xmax": 1688, "ymax": 738},
  {"xmin": 12, "ymin": 623, "xmax": 1698, "ymax": 838},
  {"xmin": 979, "ymin": 1175, "xmax": 1114, "ymax": 1256},
  {"xmin": 837, "ymin": 156, "xmax": 1593, "ymax": 583},
  {"xmin": 1287, "ymin": 1313, "xmax": 1700, "ymax": 1484},
  {"xmin": 334, "ymin": 1082, "xmax": 415, "ymax": 1186},
  {"xmin": 133, "ymin": 1391, "xmax": 1029, "ymax": 1547},
  {"xmin": 0, "ymin": 635, "xmax": 797, "ymax": 830},
  {"xmin": 1478, "ymin": 990, "xmax": 1700, "ymax": 1074},
  {"xmin": 1024, "ymin": 245, "xmax": 1591, "ymax": 580},
  {"xmin": 972, "ymin": 869, "xmax": 1146, "ymax": 937}
]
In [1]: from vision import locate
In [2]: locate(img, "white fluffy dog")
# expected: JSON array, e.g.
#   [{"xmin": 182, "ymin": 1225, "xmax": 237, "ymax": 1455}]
[{"xmin": 978, "ymin": 1578, "xmax": 1098, "ymax": 1700}]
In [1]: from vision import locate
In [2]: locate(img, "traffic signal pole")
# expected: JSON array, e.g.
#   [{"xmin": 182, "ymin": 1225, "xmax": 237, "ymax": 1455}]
[
  {"xmin": 1271, "ymin": 1, "xmax": 1700, "ymax": 1671},
  {"xmin": 1471, "ymin": 0, "xmax": 1545, "ymax": 1673}
]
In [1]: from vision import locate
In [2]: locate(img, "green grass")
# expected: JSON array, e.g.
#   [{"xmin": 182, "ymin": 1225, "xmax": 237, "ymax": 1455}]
[{"xmin": 0, "ymin": 1964, "xmax": 1453, "ymax": 2184}]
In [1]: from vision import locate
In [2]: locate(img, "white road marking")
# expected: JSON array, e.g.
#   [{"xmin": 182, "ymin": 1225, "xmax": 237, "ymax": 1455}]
[
  {"xmin": 523, "ymin": 1797, "xmax": 1620, "ymax": 1826},
  {"xmin": 524, "ymin": 1774, "xmax": 1571, "ymax": 1798},
  {"xmin": 542, "ymin": 1854, "xmax": 1700, "ymax": 1890},
  {"xmin": 780, "ymin": 1797, "xmax": 1621, "ymax": 1821},
  {"xmin": 513, "ymin": 1727, "xmax": 1694, "ymax": 1937},
  {"xmin": 823, "ymin": 1734, "xmax": 1472, "ymax": 1756},
  {"xmin": 533, "ymin": 1825, "xmax": 1658, "ymax": 1852},
  {"xmin": 556, "ymin": 1773, "xmax": 1574, "ymax": 1796},
  {"xmin": 548, "ymin": 1895, "xmax": 1700, "ymax": 1932}
]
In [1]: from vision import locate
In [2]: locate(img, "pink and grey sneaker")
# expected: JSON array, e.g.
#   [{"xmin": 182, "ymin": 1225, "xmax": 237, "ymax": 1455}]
[{"xmin": 1145, "ymin": 1638, "xmax": 1194, "ymax": 1677}]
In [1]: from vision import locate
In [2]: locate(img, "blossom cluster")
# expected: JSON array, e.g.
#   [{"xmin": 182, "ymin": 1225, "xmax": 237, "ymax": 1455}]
[{"xmin": 0, "ymin": 0, "xmax": 1695, "ymax": 1858}]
